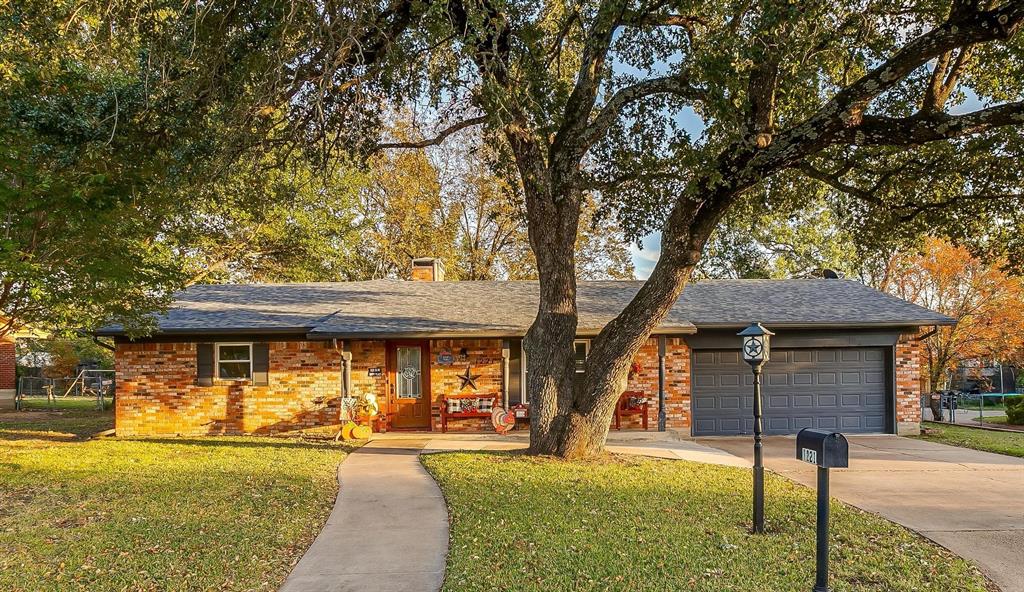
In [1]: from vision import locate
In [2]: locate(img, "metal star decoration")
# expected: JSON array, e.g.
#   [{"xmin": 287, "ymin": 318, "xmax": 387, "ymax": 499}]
[{"xmin": 458, "ymin": 364, "xmax": 480, "ymax": 390}]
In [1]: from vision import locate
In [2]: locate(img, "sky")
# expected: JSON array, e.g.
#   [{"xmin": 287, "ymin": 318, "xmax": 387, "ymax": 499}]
[
  {"xmin": 628, "ymin": 107, "xmax": 706, "ymax": 279},
  {"xmin": 627, "ymin": 85, "xmax": 988, "ymax": 280}
]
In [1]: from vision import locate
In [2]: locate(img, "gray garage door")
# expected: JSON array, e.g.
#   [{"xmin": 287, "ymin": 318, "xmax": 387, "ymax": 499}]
[{"xmin": 692, "ymin": 348, "xmax": 888, "ymax": 436}]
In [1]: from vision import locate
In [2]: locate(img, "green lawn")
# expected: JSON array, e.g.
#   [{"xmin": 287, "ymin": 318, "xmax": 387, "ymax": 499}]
[
  {"xmin": 0, "ymin": 407, "xmax": 354, "ymax": 591},
  {"xmin": 916, "ymin": 422, "xmax": 1024, "ymax": 458},
  {"xmin": 968, "ymin": 415, "xmax": 1009, "ymax": 425},
  {"xmin": 423, "ymin": 452, "xmax": 991, "ymax": 592}
]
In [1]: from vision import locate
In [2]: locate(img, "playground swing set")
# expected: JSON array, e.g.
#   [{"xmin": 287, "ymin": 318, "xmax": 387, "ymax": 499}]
[{"xmin": 14, "ymin": 368, "xmax": 115, "ymax": 411}]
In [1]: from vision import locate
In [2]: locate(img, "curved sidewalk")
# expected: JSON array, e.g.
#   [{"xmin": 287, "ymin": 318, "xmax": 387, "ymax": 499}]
[{"xmin": 279, "ymin": 439, "xmax": 448, "ymax": 592}]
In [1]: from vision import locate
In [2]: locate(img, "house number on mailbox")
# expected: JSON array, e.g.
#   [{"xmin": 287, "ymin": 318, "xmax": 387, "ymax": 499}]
[{"xmin": 801, "ymin": 448, "xmax": 818, "ymax": 465}]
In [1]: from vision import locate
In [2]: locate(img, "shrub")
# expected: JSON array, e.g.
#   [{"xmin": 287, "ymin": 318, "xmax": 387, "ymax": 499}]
[{"xmin": 1005, "ymin": 395, "xmax": 1024, "ymax": 425}]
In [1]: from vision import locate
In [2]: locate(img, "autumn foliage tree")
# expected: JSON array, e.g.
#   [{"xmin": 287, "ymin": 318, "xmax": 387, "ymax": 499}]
[{"xmin": 883, "ymin": 237, "xmax": 1024, "ymax": 421}]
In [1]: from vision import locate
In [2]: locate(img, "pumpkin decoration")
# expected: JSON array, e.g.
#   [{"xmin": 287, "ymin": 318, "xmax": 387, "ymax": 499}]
[
  {"xmin": 351, "ymin": 424, "xmax": 373, "ymax": 440},
  {"xmin": 340, "ymin": 421, "xmax": 358, "ymax": 441},
  {"xmin": 491, "ymin": 406, "xmax": 516, "ymax": 435}
]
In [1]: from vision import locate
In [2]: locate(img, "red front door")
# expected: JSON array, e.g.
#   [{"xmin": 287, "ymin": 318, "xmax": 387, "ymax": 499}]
[{"xmin": 387, "ymin": 341, "xmax": 431, "ymax": 429}]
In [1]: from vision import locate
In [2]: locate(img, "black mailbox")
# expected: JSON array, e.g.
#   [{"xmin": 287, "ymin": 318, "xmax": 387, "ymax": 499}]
[{"xmin": 796, "ymin": 428, "xmax": 849, "ymax": 468}]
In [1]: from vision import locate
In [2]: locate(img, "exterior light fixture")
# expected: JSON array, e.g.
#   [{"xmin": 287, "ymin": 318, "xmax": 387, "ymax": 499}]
[{"xmin": 737, "ymin": 322, "xmax": 775, "ymax": 534}]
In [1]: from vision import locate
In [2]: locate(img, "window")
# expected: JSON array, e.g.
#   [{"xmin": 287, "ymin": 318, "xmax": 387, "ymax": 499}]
[
  {"xmin": 573, "ymin": 340, "xmax": 589, "ymax": 373},
  {"xmin": 216, "ymin": 343, "xmax": 252, "ymax": 379},
  {"xmin": 521, "ymin": 340, "xmax": 590, "ymax": 398}
]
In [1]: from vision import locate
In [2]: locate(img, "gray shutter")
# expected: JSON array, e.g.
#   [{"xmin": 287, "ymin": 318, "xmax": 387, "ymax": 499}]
[
  {"xmin": 197, "ymin": 343, "xmax": 214, "ymax": 386},
  {"xmin": 508, "ymin": 339, "xmax": 522, "ymax": 405},
  {"xmin": 252, "ymin": 343, "xmax": 270, "ymax": 386}
]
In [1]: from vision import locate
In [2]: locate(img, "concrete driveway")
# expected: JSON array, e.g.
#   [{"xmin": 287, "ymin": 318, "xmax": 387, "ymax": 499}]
[{"xmin": 700, "ymin": 435, "xmax": 1024, "ymax": 592}]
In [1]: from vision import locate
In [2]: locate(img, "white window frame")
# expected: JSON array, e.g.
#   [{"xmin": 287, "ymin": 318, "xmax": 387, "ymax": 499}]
[
  {"xmin": 216, "ymin": 342, "xmax": 253, "ymax": 380},
  {"xmin": 521, "ymin": 339, "xmax": 590, "ymax": 399}
]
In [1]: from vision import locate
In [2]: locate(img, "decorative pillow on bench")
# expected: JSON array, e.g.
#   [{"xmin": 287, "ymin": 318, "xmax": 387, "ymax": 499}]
[
  {"xmin": 627, "ymin": 396, "xmax": 647, "ymax": 409},
  {"xmin": 447, "ymin": 398, "xmax": 464, "ymax": 414},
  {"xmin": 476, "ymin": 397, "xmax": 493, "ymax": 413}
]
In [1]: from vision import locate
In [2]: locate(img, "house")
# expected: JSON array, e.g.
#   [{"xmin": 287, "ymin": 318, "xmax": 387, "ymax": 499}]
[
  {"xmin": 0, "ymin": 321, "xmax": 45, "ymax": 410},
  {"xmin": 0, "ymin": 335, "xmax": 14, "ymax": 410},
  {"xmin": 97, "ymin": 258, "xmax": 953, "ymax": 437}
]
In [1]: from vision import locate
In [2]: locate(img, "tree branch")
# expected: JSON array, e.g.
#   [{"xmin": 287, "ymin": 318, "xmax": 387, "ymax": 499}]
[
  {"xmin": 579, "ymin": 74, "xmax": 705, "ymax": 150},
  {"xmin": 374, "ymin": 116, "xmax": 487, "ymax": 150},
  {"xmin": 837, "ymin": 101, "xmax": 1024, "ymax": 146}
]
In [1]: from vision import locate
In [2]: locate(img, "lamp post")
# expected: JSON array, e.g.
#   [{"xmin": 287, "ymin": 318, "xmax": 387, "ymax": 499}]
[{"xmin": 738, "ymin": 322, "xmax": 774, "ymax": 534}]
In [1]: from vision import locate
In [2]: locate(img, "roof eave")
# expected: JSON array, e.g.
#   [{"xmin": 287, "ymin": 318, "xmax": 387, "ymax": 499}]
[{"xmin": 690, "ymin": 320, "xmax": 955, "ymax": 330}]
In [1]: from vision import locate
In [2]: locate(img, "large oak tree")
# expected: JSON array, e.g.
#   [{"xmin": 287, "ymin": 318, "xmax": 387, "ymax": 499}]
[{"xmin": 10, "ymin": 0, "xmax": 1024, "ymax": 456}]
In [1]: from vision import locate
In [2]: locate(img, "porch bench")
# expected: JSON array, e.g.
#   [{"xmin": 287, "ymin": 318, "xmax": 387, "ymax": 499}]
[
  {"xmin": 613, "ymin": 391, "xmax": 649, "ymax": 430},
  {"xmin": 441, "ymin": 393, "xmax": 498, "ymax": 433}
]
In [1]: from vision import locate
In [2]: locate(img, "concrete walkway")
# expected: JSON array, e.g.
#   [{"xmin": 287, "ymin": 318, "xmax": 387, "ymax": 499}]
[
  {"xmin": 279, "ymin": 439, "xmax": 448, "ymax": 592},
  {"xmin": 702, "ymin": 435, "xmax": 1024, "ymax": 592},
  {"xmin": 279, "ymin": 432, "xmax": 746, "ymax": 592}
]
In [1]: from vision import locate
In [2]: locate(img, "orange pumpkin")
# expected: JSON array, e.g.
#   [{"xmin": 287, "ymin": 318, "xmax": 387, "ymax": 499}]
[
  {"xmin": 340, "ymin": 421, "xmax": 357, "ymax": 441},
  {"xmin": 351, "ymin": 425, "xmax": 373, "ymax": 440}
]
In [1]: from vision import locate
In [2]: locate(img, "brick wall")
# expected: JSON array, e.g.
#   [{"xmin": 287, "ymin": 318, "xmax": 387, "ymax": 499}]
[
  {"xmin": 429, "ymin": 339, "xmax": 504, "ymax": 431},
  {"xmin": 0, "ymin": 338, "xmax": 14, "ymax": 409},
  {"xmin": 619, "ymin": 338, "xmax": 690, "ymax": 430},
  {"xmin": 895, "ymin": 332, "xmax": 923, "ymax": 435},
  {"xmin": 0, "ymin": 339, "xmax": 15, "ymax": 390},
  {"xmin": 115, "ymin": 340, "xmax": 342, "ymax": 437},
  {"xmin": 347, "ymin": 340, "xmax": 388, "ymax": 413}
]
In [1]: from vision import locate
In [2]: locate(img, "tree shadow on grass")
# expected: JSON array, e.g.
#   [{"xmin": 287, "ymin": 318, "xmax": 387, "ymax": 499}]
[{"xmin": 130, "ymin": 437, "xmax": 358, "ymax": 452}]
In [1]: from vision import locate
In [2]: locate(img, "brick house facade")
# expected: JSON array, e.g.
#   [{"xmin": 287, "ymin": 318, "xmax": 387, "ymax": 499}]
[
  {"xmin": 114, "ymin": 334, "xmax": 925, "ymax": 437},
  {"xmin": 104, "ymin": 259, "xmax": 947, "ymax": 438},
  {"xmin": 114, "ymin": 336, "xmax": 694, "ymax": 437}
]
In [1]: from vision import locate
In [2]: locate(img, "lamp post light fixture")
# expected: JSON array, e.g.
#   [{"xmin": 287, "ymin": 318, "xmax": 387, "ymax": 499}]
[{"xmin": 738, "ymin": 322, "xmax": 774, "ymax": 534}]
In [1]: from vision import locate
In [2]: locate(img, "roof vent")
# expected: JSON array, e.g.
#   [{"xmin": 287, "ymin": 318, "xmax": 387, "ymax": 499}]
[
  {"xmin": 822, "ymin": 269, "xmax": 841, "ymax": 279},
  {"xmin": 411, "ymin": 257, "xmax": 445, "ymax": 282}
]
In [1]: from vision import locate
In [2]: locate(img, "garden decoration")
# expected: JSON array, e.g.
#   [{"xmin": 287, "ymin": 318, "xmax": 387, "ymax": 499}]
[
  {"xmin": 491, "ymin": 406, "xmax": 516, "ymax": 434},
  {"xmin": 355, "ymin": 393, "xmax": 379, "ymax": 422},
  {"xmin": 458, "ymin": 365, "xmax": 480, "ymax": 390},
  {"xmin": 351, "ymin": 424, "xmax": 372, "ymax": 439}
]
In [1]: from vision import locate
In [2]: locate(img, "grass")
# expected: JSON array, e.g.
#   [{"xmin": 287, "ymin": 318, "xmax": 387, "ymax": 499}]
[
  {"xmin": 967, "ymin": 415, "xmax": 1009, "ymax": 425},
  {"xmin": 0, "ymin": 406, "xmax": 355, "ymax": 592},
  {"xmin": 422, "ymin": 452, "xmax": 991, "ymax": 592},
  {"xmin": 916, "ymin": 422, "xmax": 1024, "ymax": 458}
]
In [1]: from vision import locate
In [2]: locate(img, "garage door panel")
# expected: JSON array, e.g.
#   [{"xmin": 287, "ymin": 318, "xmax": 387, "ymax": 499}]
[
  {"xmin": 692, "ymin": 347, "xmax": 889, "ymax": 436},
  {"xmin": 816, "ymin": 416, "xmax": 838, "ymax": 429},
  {"xmin": 719, "ymin": 396, "xmax": 741, "ymax": 409},
  {"xmin": 841, "ymin": 394, "xmax": 863, "ymax": 407},
  {"xmin": 840, "ymin": 372, "xmax": 862, "ymax": 384}
]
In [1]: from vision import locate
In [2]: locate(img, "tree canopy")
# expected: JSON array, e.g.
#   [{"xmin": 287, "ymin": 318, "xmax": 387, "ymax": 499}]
[{"xmin": 3, "ymin": 0, "xmax": 1023, "ymax": 455}]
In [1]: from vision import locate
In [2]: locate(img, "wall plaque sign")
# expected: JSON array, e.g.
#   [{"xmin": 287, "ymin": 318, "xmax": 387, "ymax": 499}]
[
  {"xmin": 367, "ymin": 367, "xmax": 383, "ymax": 378},
  {"xmin": 437, "ymin": 350, "xmax": 454, "ymax": 365}
]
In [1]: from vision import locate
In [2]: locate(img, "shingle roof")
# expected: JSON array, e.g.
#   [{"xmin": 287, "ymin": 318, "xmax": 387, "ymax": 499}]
[{"xmin": 96, "ymin": 278, "xmax": 953, "ymax": 338}]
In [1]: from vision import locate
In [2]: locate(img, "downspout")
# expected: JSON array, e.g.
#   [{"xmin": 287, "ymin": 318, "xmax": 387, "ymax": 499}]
[
  {"xmin": 501, "ymin": 340, "xmax": 510, "ymax": 409},
  {"xmin": 658, "ymin": 335, "xmax": 667, "ymax": 432}
]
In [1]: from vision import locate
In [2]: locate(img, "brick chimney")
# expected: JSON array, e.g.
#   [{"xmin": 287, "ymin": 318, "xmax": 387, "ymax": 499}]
[{"xmin": 411, "ymin": 257, "xmax": 445, "ymax": 281}]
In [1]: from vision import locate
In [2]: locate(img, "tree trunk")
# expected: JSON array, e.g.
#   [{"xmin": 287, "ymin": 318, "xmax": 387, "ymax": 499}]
[
  {"xmin": 521, "ymin": 176, "xmax": 583, "ymax": 455},
  {"xmin": 528, "ymin": 186, "xmax": 729, "ymax": 454}
]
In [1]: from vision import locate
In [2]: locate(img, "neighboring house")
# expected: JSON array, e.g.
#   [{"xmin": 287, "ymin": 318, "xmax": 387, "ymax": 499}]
[
  {"xmin": 0, "ymin": 322, "xmax": 46, "ymax": 410},
  {"xmin": 0, "ymin": 335, "xmax": 14, "ymax": 410},
  {"xmin": 97, "ymin": 258, "xmax": 953, "ymax": 437}
]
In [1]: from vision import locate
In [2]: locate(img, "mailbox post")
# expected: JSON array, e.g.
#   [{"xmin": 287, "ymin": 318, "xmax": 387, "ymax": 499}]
[{"xmin": 796, "ymin": 428, "xmax": 850, "ymax": 592}]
